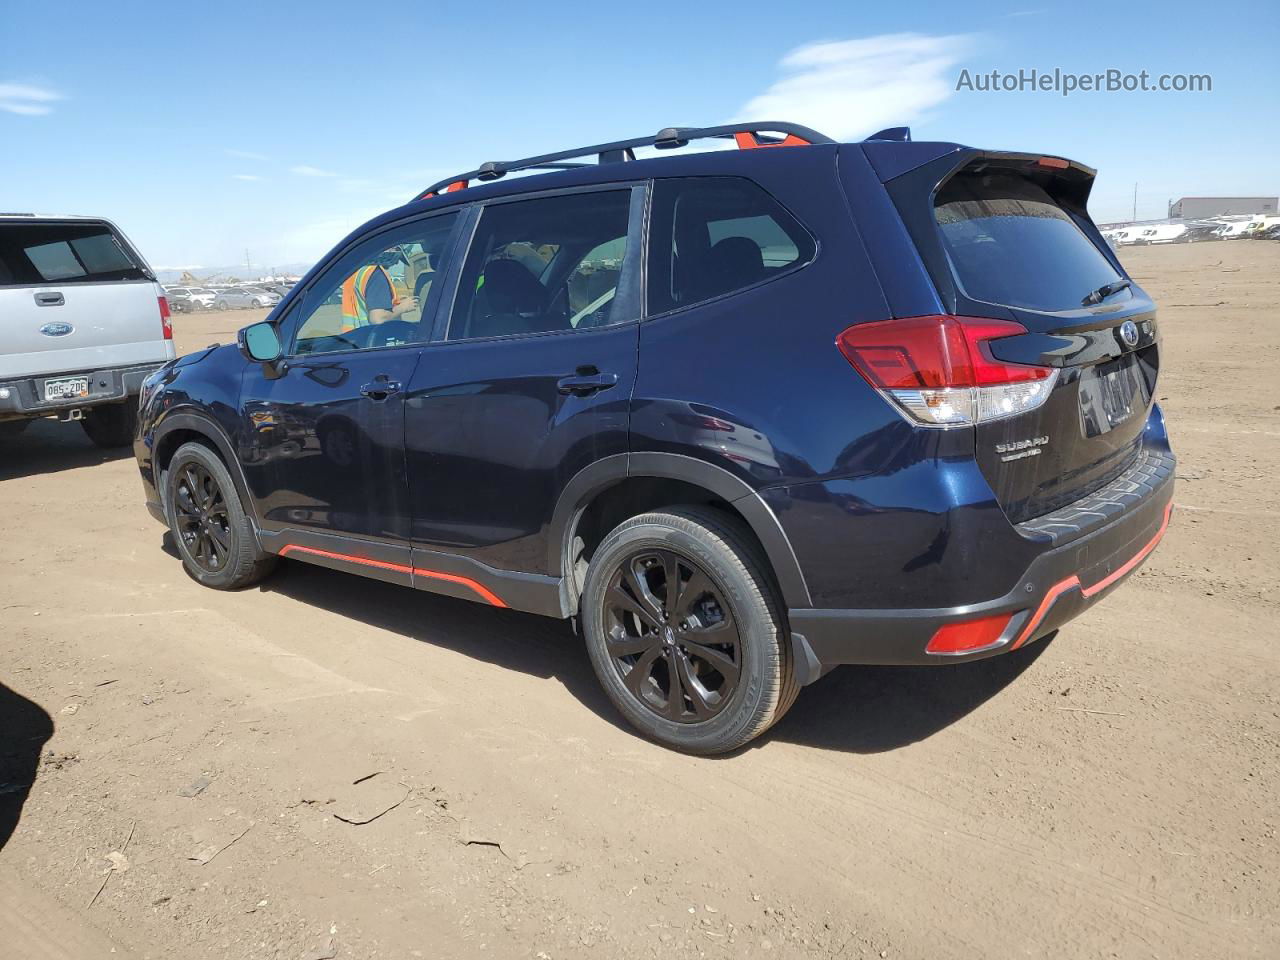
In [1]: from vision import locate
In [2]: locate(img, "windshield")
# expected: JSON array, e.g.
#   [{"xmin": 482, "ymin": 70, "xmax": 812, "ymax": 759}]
[{"xmin": 934, "ymin": 170, "xmax": 1122, "ymax": 312}]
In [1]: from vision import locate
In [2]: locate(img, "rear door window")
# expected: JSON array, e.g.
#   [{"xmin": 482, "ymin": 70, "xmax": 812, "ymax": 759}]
[
  {"xmin": 0, "ymin": 221, "xmax": 148, "ymax": 285},
  {"xmin": 446, "ymin": 188, "xmax": 642, "ymax": 341},
  {"xmin": 647, "ymin": 177, "xmax": 815, "ymax": 314},
  {"xmin": 933, "ymin": 171, "xmax": 1122, "ymax": 312}
]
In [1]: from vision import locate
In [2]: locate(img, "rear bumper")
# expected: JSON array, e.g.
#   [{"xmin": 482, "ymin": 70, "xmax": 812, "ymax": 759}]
[
  {"xmin": 789, "ymin": 449, "xmax": 1175, "ymax": 670},
  {"xmin": 0, "ymin": 362, "xmax": 161, "ymax": 421}
]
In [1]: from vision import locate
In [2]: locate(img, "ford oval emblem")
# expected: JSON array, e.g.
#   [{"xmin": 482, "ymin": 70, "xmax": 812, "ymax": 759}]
[
  {"xmin": 39, "ymin": 321, "xmax": 74, "ymax": 337},
  {"xmin": 1119, "ymin": 320, "xmax": 1139, "ymax": 347}
]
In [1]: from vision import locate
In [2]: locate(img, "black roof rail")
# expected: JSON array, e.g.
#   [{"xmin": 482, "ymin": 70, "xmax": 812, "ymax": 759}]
[{"xmin": 414, "ymin": 121, "xmax": 835, "ymax": 200}]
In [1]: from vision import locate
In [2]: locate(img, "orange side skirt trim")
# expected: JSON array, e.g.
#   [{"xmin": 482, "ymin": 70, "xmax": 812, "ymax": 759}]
[{"xmin": 278, "ymin": 544, "xmax": 507, "ymax": 608}]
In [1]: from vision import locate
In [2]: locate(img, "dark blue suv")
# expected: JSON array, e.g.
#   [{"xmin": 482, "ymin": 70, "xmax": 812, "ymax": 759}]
[{"xmin": 134, "ymin": 123, "xmax": 1174, "ymax": 754}]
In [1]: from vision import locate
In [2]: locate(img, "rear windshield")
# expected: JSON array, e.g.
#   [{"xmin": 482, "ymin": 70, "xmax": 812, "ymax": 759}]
[
  {"xmin": 934, "ymin": 171, "xmax": 1121, "ymax": 312},
  {"xmin": 0, "ymin": 221, "xmax": 149, "ymax": 286}
]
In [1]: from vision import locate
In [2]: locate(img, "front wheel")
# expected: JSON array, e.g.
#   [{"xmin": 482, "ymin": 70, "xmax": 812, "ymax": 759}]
[
  {"xmin": 581, "ymin": 507, "xmax": 797, "ymax": 755},
  {"xmin": 80, "ymin": 401, "xmax": 138, "ymax": 448},
  {"xmin": 164, "ymin": 442, "xmax": 277, "ymax": 589}
]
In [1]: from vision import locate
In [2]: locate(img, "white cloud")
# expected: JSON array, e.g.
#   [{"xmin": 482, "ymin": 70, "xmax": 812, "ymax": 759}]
[
  {"xmin": 233, "ymin": 174, "xmax": 263, "ymax": 181},
  {"xmin": 0, "ymin": 83, "xmax": 63, "ymax": 116},
  {"xmin": 226, "ymin": 148, "xmax": 269, "ymax": 161},
  {"xmin": 290, "ymin": 165, "xmax": 338, "ymax": 177},
  {"xmin": 736, "ymin": 33, "xmax": 978, "ymax": 142}
]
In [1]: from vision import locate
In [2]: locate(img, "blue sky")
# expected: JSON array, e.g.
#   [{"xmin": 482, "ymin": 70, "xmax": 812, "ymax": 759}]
[{"xmin": 2, "ymin": 0, "xmax": 1276, "ymax": 271}]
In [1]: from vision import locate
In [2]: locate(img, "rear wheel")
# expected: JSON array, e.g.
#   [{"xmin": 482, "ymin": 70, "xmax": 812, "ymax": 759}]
[
  {"xmin": 80, "ymin": 401, "xmax": 138, "ymax": 448},
  {"xmin": 164, "ymin": 441, "xmax": 277, "ymax": 589},
  {"xmin": 581, "ymin": 506, "xmax": 796, "ymax": 755}
]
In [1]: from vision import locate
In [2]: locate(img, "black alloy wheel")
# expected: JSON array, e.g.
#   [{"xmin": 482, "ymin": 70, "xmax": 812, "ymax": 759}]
[
  {"xmin": 164, "ymin": 442, "xmax": 277, "ymax": 590},
  {"xmin": 172, "ymin": 460, "xmax": 231, "ymax": 573},
  {"xmin": 602, "ymin": 547, "xmax": 742, "ymax": 723}
]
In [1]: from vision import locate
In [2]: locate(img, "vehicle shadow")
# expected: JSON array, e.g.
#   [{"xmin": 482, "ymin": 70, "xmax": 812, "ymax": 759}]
[
  {"xmin": 0, "ymin": 681, "xmax": 53, "ymax": 850},
  {"xmin": 760, "ymin": 639, "xmax": 1051, "ymax": 754},
  {"xmin": 259, "ymin": 559, "xmax": 1052, "ymax": 755},
  {"xmin": 259, "ymin": 561, "xmax": 630, "ymax": 734},
  {"xmin": 0, "ymin": 419, "xmax": 129, "ymax": 481}
]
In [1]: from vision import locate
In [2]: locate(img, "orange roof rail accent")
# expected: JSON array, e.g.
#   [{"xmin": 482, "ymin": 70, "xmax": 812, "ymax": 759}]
[
  {"xmin": 733, "ymin": 131, "xmax": 812, "ymax": 149},
  {"xmin": 419, "ymin": 179, "xmax": 470, "ymax": 200}
]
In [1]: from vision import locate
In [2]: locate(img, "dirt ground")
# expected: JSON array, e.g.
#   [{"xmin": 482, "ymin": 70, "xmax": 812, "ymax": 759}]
[{"xmin": 1, "ymin": 240, "xmax": 1277, "ymax": 960}]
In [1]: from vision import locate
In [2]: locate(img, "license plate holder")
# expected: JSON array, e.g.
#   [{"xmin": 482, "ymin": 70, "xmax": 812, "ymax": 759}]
[
  {"xmin": 1079, "ymin": 355, "xmax": 1148, "ymax": 437},
  {"xmin": 43, "ymin": 376, "xmax": 90, "ymax": 402}
]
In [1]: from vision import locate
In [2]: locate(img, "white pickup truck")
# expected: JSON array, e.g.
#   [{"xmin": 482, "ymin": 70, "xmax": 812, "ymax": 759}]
[{"xmin": 0, "ymin": 214, "xmax": 175, "ymax": 447}]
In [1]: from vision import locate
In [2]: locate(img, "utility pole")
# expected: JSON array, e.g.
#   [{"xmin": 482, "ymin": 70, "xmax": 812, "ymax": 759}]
[
  {"xmin": 245, "ymin": 249, "xmax": 252, "ymax": 276},
  {"xmin": 1132, "ymin": 183, "xmax": 1138, "ymax": 222}
]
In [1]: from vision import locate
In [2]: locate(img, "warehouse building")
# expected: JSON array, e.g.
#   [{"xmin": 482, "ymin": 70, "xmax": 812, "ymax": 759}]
[{"xmin": 1169, "ymin": 196, "xmax": 1277, "ymax": 218}]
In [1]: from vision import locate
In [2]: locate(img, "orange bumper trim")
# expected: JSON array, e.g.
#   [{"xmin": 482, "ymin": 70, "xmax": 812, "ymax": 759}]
[{"xmin": 1009, "ymin": 500, "xmax": 1173, "ymax": 650}]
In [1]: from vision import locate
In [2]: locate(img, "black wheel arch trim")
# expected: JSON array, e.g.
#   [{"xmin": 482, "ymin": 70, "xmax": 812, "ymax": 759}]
[
  {"xmin": 550, "ymin": 452, "xmax": 812, "ymax": 611},
  {"xmin": 152, "ymin": 410, "xmax": 262, "ymax": 545}
]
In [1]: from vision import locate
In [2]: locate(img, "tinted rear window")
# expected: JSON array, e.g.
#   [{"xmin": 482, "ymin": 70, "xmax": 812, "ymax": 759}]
[
  {"xmin": 934, "ymin": 171, "xmax": 1121, "ymax": 312},
  {"xmin": 0, "ymin": 221, "xmax": 149, "ymax": 286}
]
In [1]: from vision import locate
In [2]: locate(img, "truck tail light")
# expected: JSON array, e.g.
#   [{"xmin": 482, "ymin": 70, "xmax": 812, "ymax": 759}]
[
  {"xmin": 158, "ymin": 296, "xmax": 172, "ymax": 340},
  {"xmin": 835, "ymin": 315, "xmax": 1057, "ymax": 426}
]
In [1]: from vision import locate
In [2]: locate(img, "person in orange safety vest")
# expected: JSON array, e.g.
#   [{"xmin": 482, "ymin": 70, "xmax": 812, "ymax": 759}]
[{"xmin": 339, "ymin": 263, "xmax": 417, "ymax": 332}]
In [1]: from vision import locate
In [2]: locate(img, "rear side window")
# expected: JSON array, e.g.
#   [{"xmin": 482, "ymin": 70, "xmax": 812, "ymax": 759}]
[
  {"xmin": 0, "ymin": 221, "xmax": 148, "ymax": 286},
  {"xmin": 934, "ymin": 171, "xmax": 1122, "ymax": 312},
  {"xmin": 647, "ymin": 177, "xmax": 815, "ymax": 314}
]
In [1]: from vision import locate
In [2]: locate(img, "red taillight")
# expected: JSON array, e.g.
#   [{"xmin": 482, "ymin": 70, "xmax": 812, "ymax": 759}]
[
  {"xmin": 158, "ymin": 296, "xmax": 172, "ymax": 340},
  {"xmin": 926, "ymin": 612, "xmax": 1013, "ymax": 655},
  {"xmin": 835, "ymin": 316, "xmax": 1057, "ymax": 426},
  {"xmin": 836, "ymin": 315, "xmax": 1048, "ymax": 388},
  {"xmin": 1037, "ymin": 156, "xmax": 1070, "ymax": 169}
]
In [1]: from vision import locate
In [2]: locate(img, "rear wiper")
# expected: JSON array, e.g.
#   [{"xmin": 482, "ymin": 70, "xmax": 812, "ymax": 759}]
[{"xmin": 1082, "ymin": 279, "xmax": 1131, "ymax": 306}]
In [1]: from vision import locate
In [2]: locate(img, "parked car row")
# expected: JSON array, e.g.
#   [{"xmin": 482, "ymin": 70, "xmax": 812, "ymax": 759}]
[
  {"xmin": 1103, "ymin": 215, "xmax": 1280, "ymax": 247},
  {"xmin": 162, "ymin": 282, "xmax": 287, "ymax": 311}
]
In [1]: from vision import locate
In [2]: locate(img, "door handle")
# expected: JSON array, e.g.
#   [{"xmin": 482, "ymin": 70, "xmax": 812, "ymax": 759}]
[
  {"xmin": 557, "ymin": 366, "xmax": 618, "ymax": 396},
  {"xmin": 359, "ymin": 378, "xmax": 402, "ymax": 401},
  {"xmin": 34, "ymin": 291, "xmax": 65, "ymax": 306}
]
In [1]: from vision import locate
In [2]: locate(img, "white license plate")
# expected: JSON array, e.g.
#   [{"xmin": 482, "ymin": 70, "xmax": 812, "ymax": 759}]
[{"xmin": 43, "ymin": 376, "xmax": 90, "ymax": 401}]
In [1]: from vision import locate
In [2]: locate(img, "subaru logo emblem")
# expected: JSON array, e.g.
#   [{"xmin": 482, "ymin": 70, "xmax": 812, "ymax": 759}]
[
  {"xmin": 1119, "ymin": 320, "xmax": 1139, "ymax": 347},
  {"xmin": 39, "ymin": 321, "xmax": 74, "ymax": 337}
]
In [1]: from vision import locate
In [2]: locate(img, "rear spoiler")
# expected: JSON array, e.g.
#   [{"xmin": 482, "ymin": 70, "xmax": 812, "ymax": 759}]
[
  {"xmin": 872, "ymin": 145, "xmax": 1097, "ymax": 212},
  {"xmin": 863, "ymin": 140, "xmax": 1095, "ymax": 186}
]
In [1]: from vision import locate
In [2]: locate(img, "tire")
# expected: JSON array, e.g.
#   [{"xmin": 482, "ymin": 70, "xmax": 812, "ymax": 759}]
[
  {"xmin": 581, "ymin": 506, "xmax": 796, "ymax": 755},
  {"xmin": 164, "ymin": 441, "xmax": 277, "ymax": 589},
  {"xmin": 80, "ymin": 401, "xmax": 138, "ymax": 448},
  {"xmin": 0, "ymin": 420, "xmax": 30, "ymax": 440}
]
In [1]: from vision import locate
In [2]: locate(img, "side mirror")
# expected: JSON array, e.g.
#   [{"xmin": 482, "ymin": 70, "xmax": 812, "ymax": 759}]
[{"xmin": 238, "ymin": 321, "xmax": 286, "ymax": 377}]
